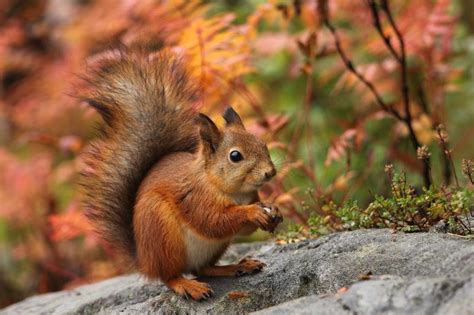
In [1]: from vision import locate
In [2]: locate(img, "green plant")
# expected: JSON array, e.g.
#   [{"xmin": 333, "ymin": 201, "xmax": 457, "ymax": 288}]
[
  {"xmin": 281, "ymin": 162, "xmax": 473, "ymax": 242},
  {"xmin": 339, "ymin": 169, "xmax": 472, "ymax": 233}
]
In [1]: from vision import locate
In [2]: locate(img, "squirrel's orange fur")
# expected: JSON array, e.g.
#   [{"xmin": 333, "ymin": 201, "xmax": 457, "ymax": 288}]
[{"xmin": 78, "ymin": 48, "xmax": 282, "ymax": 301}]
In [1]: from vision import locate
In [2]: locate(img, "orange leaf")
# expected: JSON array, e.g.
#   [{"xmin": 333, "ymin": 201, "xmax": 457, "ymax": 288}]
[{"xmin": 227, "ymin": 291, "xmax": 250, "ymax": 300}]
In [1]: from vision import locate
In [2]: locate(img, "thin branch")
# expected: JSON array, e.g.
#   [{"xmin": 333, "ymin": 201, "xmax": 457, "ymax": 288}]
[
  {"xmin": 367, "ymin": 0, "xmax": 401, "ymax": 61},
  {"xmin": 303, "ymin": 68, "xmax": 316, "ymax": 170},
  {"xmin": 321, "ymin": 13, "xmax": 403, "ymax": 120},
  {"xmin": 417, "ymin": 72, "xmax": 452, "ymax": 185},
  {"xmin": 379, "ymin": 1, "xmax": 411, "ymax": 124},
  {"xmin": 417, "ymin": 86, "xmax": 430, "ymax": 114},
  {"xmin": 436, "ymin": 125, "xmax": 460, "ymax": 188},
  {"xmin": 321, "ymin": 0, "xmax": 432, "ymax": 187},
  {"xmin": 379, "ymin": 0, "xmax": 431, "ymax": 187}
]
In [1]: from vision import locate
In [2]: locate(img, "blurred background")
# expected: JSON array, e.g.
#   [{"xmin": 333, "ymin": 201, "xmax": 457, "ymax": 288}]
[{"xmin": 0, "ymin": 0, "xmax": 473, "ymax": 307}]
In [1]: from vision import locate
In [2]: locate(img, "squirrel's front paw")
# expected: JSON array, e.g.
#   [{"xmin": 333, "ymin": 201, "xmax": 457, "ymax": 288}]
[
  {"xmin": 248, "ymin": 203, "xmax": 283, "ymax": 233},
  {"xmin": 257, "ymin": 203, "xmax": 283, "ymax": 225}
]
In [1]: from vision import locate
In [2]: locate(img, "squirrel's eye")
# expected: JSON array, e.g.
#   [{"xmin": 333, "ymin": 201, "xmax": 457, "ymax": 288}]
[{"xmin": 229, "ymin": 150, "xmax": 244, "ymax": 163}]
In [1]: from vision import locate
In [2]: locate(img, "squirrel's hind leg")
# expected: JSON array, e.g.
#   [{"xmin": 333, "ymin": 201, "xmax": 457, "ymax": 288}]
[
  {"xmin": 197, "ymin": 257, "xmax": 266, "ymax": 277},
  {"xmin": 165, "ymin": 277, "xmax": 214, "ymax": 301}
]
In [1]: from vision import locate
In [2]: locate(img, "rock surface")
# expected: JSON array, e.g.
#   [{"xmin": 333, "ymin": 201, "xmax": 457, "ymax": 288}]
[
  {"xmin": 255, "ymin": 275, "xmax": 474, "ymax": 315},
  {"xmin": 2, "ymin": 229, "xmax": 473, "ymax": 314}
]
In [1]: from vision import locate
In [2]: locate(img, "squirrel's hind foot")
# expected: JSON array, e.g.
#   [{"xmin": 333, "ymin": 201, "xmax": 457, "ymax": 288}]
[
  {"xmin": 234, "ymin": 257, "xmax": 266, "ymax": 277},
  {"xmin": 196, "ymin": 257, "xmax": 266, "ymax": 277},
  {"xmin": 166, "ymin": 277, "xmax": 214, "ymax": 301}
]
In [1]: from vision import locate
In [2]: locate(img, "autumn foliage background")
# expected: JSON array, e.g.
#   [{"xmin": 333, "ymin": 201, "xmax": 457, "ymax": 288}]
[{"xmin": 0, "ymin": 0, "xmax": 473, "ymax": 307}]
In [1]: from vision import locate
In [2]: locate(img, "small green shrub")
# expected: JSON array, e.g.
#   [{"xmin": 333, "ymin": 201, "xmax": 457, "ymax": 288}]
[
  {"xmin": 280, "ymin": 163, "xmax": 473, "ymax": 242},
  {"xmin": 334, "ymin": 172, "xmax": 473, "ymax": 234}
]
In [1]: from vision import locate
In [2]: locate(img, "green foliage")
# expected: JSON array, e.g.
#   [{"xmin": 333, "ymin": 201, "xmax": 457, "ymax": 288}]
[{"xmin": 287, "ymin": 168, "xmax": 473, "ymax": 241}]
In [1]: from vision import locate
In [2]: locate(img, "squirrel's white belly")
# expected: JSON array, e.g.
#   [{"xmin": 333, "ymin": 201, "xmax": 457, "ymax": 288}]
[{"xmin": 183, "ymin": 228, "xmax": 230, "ymax": 272}]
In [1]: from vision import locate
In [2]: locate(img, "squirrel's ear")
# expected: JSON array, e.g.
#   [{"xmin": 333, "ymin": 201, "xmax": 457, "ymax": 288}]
[
  {"xmin": 223, "ymin": 106, "xmax": 244, "ymax": 129},
  {"xmin": 196, "ymin": 113, "xmax": 222, "ymax": 154}
]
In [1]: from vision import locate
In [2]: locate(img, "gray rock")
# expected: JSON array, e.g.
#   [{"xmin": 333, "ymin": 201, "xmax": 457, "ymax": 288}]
[
  {"xmin": 253, "ymin": 294, "xmax": 351, "ymax": 315},
  {"xmin": 254, "ymin": 275, "xmax": 474, "ymax": 315},
  {"xmin": 2, "ymin": 229, "xmax": 473, "ymax": 314}
]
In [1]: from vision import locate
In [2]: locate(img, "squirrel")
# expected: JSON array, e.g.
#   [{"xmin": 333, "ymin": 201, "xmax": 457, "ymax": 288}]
[{"xmin": 78, "ymin": 48, "xmax": 283, "ymax": 301}]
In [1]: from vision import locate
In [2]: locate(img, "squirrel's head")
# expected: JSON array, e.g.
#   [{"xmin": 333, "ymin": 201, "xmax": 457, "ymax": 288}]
[{"xmin": 197, "ymin": 107, "xmax": 276, "ymax": 195}]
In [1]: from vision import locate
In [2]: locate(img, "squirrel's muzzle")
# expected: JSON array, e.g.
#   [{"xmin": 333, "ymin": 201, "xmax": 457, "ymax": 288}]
[{"xmin": 264, "ymin": 165, "xmax": 277, "ymax": 181}]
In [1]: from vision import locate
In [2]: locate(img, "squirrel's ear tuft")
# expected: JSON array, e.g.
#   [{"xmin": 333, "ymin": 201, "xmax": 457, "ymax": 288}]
[
  {"xmin": 223, "ymin": 106, "xmax": 244, "ymax": 129},
  {"xmin": 196, "ymin": 113, "xmax": 222, "ymax": 154}
]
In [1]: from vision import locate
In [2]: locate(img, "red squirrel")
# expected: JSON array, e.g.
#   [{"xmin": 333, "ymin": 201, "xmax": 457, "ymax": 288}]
[{"xmin": 78, "ymin": 48, "xmax": 283, "ymax": 301}]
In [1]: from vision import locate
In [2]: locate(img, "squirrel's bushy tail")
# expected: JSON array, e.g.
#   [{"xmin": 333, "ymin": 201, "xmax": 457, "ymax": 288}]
[{"xmin": 78, "ymin": 49, "xmax": 199, "ymax": 260}]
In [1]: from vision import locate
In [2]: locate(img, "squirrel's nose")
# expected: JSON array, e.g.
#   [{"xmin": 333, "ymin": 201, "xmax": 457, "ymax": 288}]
[{"xmin": 264, "ymin": 166, "xmax": 277, "ymax": 180}]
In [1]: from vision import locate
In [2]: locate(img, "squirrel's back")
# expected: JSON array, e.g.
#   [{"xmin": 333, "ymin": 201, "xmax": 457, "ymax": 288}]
[{"xmin": 78, "ymin": 49, "xmax": 200, "ymax": 260}]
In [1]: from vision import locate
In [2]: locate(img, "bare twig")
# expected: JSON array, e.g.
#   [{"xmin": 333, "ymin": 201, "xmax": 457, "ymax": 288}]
[
  {"xmin": 367, "ymin": 0, "xmax": 400, "ymax": 61},
  {"xmin": 304, "ymin": 71, "xmax": 316, "ymax": 170},
  {"xmin": 417, "ymin": 86, "xmax": 430, "ymax": 114},
  {"xmin": 417, "ymin": 81, "xmax": 453, "ymax": 185},
  {"xmin": 322, "ymin": 16, "xmax": 403, "ymax": 120},
  {"xmin": 321, "ymin": 0, "xmax": 432, "ymax": 187},
  {"xmin": 378, "ymin": 1, "xmax": 416, "ymax": 143},
  {"xmin": 379, "ymin": 0, "xmax": 432, "ymax": 187},
  {"xmin": 436, "ymin": 125, "xmax": 460, "ymax": 188}
]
